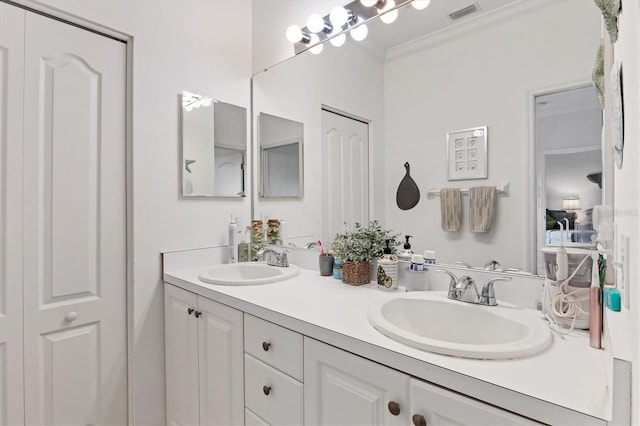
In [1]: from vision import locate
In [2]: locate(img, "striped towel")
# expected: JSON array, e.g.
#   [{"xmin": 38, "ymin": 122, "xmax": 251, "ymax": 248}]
[
  {"xmin": 469, "ymin": 186, "xmax": 496, "ymax": 232},
  {"xmin": 440, "ymin": 188, "xmax": 461, "ymax": 232}
]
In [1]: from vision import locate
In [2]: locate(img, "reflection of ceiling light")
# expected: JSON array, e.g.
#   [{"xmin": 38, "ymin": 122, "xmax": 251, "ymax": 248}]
[
  {"xmin": 182, "ymin": 91, "xmax": 213, "ymax": 111},
  {"xmin": 360, "ymin": 0, "xmax": 382, "ymax": 6},
  {"xmin": 329, "ymin": 33, "xmax": 347, "ymax": 47},
  {"xmin": 309, "ymin": 34, "xmax": 324, "ymax": 55},
  {"xmin": 286, "ymin": 25, "xmax": 311, "ymax": 43},
  {"xmin": 351, "ymin": 24, "xmax": 368, "ymax": 41},
  {"xmin": 307, "ymin": 13, "xmax": 332, "ymax": 33},
  {"xmin": 379, "ymin": 0, "xmax": 398, "ymax": 24},
  {"xmin": 411, "ymin": 0, "xmax": 431, "ymax": 10},
  {"xmin": 329, "ymin": 6, "xmax": 349, "ymax": 27}
]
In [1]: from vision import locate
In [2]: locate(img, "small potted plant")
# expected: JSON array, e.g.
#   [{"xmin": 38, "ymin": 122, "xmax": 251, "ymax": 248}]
[{"xmin": 331, "ymin": 221, "xmax": 398, "ymax": 285}]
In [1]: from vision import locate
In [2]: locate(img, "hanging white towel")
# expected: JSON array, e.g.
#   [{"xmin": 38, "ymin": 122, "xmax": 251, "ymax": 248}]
[
  {"xmin": 469, "ymin": 186, "xmax": 496, "ymax": 232},
  {"xmin": 440, "ymin": 188, "xmax": 461, "ymax": 232}
]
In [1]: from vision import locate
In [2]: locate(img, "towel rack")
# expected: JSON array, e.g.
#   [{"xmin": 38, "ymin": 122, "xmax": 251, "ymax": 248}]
[{"xmin": 426, "ymin": 182, "xmax": 510, "ymax": 199}]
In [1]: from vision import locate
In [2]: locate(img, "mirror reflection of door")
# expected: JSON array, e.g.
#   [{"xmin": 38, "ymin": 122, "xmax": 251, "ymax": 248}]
[
  {"xmin": 321, "ymin": 108, "xmax": 370, "ymax": 245},
  {"xmin": 214, "ymin": 148, "xmax": 244, "ymax": 197},
  {"xmin": 535, "ymin": 85, "xmax": 603, "ymax": 274}
]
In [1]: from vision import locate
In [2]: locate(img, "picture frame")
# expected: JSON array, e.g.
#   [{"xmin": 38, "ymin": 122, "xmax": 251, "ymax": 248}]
[{"xmin": 446, "ymin": 126, "xmax": 488, "ymax": 181}]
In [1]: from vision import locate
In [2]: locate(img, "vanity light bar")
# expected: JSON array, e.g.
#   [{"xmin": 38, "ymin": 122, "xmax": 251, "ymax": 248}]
[
  {"xmin": 292, "ymin": 0, "xmax": 413, "ymax": 55},
  {"xmin": 425, "ymin": 183, "xmax": 510, "ymax": 199}
]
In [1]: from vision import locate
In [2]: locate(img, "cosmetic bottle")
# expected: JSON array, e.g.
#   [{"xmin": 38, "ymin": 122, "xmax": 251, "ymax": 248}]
[
  {"xmin": 397, "ymin": 235, "xmax": 414, "ymax": 261},
  {"xmin": 377, "ymin": 240, "xmax": 398, "ymax": 291},
  {"xmin": 228, "ymin": 222, "xmax": 238, "ymax": 263}
]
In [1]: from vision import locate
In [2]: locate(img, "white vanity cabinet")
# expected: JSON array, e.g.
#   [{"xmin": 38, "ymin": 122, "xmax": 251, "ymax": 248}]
[
  {"xmin": 304, "ymin": 337, "xmax": 540, "ymax": 426},
  {"xmin": 409, "ymin": 378, "xmax": 541, "ymax": 425},
  {"xmin": 304, "ymin": 337, "xmax": 410, "ymax": 425},
  {"xmin": 164, "ymin": 284, "xmax": 244, "ymax": 425},
  {"xmin": 243, "ymin": 314, "xmax": 304, "ymax": 425}
]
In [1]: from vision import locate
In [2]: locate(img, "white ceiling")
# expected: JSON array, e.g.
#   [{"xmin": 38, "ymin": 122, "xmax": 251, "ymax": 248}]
[{"xmin": 361, "ymin": 0, "xmax": 519, "ymax": 51}]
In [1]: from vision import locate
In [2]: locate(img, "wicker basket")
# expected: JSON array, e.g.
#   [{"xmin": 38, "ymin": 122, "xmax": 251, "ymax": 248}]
[{"xmin": 341, "ymin": 261, "xmax": 371, "ymax": 286}]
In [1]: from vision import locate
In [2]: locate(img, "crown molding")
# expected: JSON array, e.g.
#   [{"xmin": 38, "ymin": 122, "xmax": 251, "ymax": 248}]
[{"xmin": 386, "ymin": 0, "xmax": 560, "ymax": 63}]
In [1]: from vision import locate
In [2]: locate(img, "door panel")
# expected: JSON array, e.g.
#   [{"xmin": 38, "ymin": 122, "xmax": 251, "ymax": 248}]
[
  {"xmin": 164, "ymin": 285, "xmax": 199, "ymax": 426},
  {"xmin": 321, "ymin": 110, "xmax": 369, "ymax": 243},
  {"xmin": 22, "ymin": 11, "xmax": 127, "ymax": 425},
  {"xmin": 0, "ymin": 3, "xmax": 25, "ymax": 425},
  {"xmin": 198, "ymin": 297, "xmax": 244, "ymax": 426},
  {"xmin": 305, "ymin": 337, "xmax": 409, "ymax": 426}
]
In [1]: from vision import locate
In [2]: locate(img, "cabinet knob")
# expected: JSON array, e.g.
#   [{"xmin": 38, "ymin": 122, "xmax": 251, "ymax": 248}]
[
  {"xmin": 263, "ymin": 385, "xmax": 271, "ymax": 396},
  {"xmin": 194, "ymin": 311, "xmax": 202, "ymax": 318},
  {"xmin": 65, "ymin": 311, "xmax": 78, "ymax": 322},
  {"xmin": 388, "ymin": 401, "xmax": 400, "ymax": 416},
  {"xmin": 412, "ymin": 414, "xmax": 427, "ymax": 426},
  {"xmin": 187, "ymin": 308, "xmax": 194, "ymax": 315},
  {"xmin": 262, "ymin": 341, "xmax": 271, "ymax": 351}
]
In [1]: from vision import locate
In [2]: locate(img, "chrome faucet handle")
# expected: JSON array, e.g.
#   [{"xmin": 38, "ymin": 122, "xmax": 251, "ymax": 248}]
[
  {"xmin": 479, "ymin": 277, "xmax": 512, "ymax": 306},
  {"xmin": 276, "ymin": 249, "xmax": 290, "ymax": 267},
  {"xmin": 436, "ymin": 269, "xmax": 459, "ymax": 299},
  {"xmin": 455, "ymin": 276, "xmax": 478, "ymax": 303},
  {"xmin": 483, "ymin": 260, "xmax": 501, "ymax": 271}
]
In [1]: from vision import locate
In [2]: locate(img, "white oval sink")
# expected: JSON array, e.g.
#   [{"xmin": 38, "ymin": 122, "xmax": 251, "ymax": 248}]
[
  {"xmin": 199, "ymin": 262, "xmax": 299, "ymax": 285},
  {"xmin": 367, "ymin": 292, "xmax": 551, "ymax": 359}
]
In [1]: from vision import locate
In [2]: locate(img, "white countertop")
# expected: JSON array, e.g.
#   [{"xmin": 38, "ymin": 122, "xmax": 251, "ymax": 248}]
[{"xmin": 164, "ymin": 264, "xmax": 613, "ymax": 425}]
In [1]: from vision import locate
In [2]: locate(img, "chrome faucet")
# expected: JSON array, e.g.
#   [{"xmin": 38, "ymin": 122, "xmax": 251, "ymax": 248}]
[
  {"xmin": 453, "ymin": 261, "xmax": 474, "ymax": 269},
  {"xmin": 483, "ymin": 260, "xmax": 501, "ymax": 271},
  {"xmin": 436, "ymin": 270, "xmax": 511, "ymax": 306},
  {"xmin": 256, "ymin": 247, "xmax": 290, "ymax": 267}
]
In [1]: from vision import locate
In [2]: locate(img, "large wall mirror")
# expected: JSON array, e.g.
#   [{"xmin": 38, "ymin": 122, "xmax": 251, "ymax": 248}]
[
  {"xmin": 182, "ymin": 91, "xmax": 247, "ymax": 197},
  {"xmin": 252, "ymin": 0, "xmax": 606, "ymax": 273},
  {"xmin": 258, "ymin": 112, "xmax": 304, "ymax": 198}
]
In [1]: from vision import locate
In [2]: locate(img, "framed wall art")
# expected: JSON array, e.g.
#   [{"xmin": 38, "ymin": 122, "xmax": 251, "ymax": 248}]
[{"xmin": 446, "ymin": 126, "xmax": 488, "ymax": 181}]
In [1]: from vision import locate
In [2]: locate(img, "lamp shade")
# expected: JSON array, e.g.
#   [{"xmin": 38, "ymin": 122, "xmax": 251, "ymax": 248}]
[{"xmin": 562, "ymin": 197, "xmax": 581, "ymax": 211}]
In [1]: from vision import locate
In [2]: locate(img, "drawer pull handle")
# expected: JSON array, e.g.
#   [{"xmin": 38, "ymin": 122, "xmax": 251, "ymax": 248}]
[
  {"xmin": 262, "ymin": 341, "xmax": 271, "ymax": 351},
  {"xmin": 412, "ymin": 414, "xmax": 427, "ymax": 426},
  {"xmin": 187, "ymin": 308, "xmax": 194, "ymax": 315},
  {"xmin": 65, "ymin": 311, "xmax": 79, "ymax": 322},
  {"xmin": 388, "ymin": 401, "xmax": 400, "ymax": 416},
  {"xmin": 194, "ymin": 311, "xmax": 202, "ymax": 318},
  {"xmin": 263, "ymin": 385, "xmax": 271, "ymax": 396}
]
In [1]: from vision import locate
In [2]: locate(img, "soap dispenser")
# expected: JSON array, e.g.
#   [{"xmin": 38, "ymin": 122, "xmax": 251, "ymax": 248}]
[
  {"xmin": 377, "ymin": 239, "xmax": 398, "ymax": 291},
  {"xmin": 397, "ymin": 235, "xmax": 414, "ymax": 261}
]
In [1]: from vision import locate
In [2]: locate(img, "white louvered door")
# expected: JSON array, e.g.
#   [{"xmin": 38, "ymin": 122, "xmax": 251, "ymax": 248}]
[{"xmin": 20, "ymin": 9, "xmax": 128, "ymax": 426}]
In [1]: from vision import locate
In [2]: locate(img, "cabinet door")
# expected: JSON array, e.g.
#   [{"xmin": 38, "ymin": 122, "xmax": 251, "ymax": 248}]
[
  {"xmin": 410, "ymin": 378, "xmax": 541, "ymax": 425},
  {"xmin": 198, "ymin": 296, "xmax": 244, "ymax": 426},
  {"xmin": 305, "ymin": 337, "xmax": 409, "ymax": 426},
  {"xmin": 165, "ymin": 285, "xmax": 200, "ymax": 426},
  {"xmin": 0, "ymin": 4, "xmax": 25, "ymax": 424}
]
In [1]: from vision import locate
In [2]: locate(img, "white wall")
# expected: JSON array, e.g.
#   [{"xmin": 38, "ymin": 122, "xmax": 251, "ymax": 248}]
[
  {"xmin": 383, "ymin": 1, "xmax": 601, "ymax": 270},
  {"xmin": 612, "ymin": 0, "xmax": 640, "ymax": 422},
  {"xmin": 32, "ymin": 1, "xmax": 252, "ymax": 424}
]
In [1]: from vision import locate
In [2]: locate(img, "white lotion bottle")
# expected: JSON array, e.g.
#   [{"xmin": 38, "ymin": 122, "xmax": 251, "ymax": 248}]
[
  {"xmin": 229, "ymin": 222, "xmax": 238, "ymax": 263},
  {"xmin": 377, "ymin": 239, "xmax": 398, "ymax": 291}
]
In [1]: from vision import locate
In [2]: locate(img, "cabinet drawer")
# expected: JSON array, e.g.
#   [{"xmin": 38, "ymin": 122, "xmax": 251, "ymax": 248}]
[
  {"xmin": 245, "ymin": 408, "xmax": 269, "ymax": 426},
  {"xmin": 244, "ymin": 314, "xmax": 303, "ymax": 380},
  {"xmin": 245, "ymin": 354, "xmax": 303, "ymax": 426}
]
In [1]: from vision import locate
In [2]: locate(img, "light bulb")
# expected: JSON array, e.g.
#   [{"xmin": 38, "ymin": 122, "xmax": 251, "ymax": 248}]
[
  {"xmin": 330, "ymin": 33, "xmax": 346, "ymax": 47},
  {"xmin": 411, "ymin": 0, "xmax": 431, "ymax": 10},
  {"xmin": 184, "ymin": 104, "xmax": 193, "ymax": 112},
  {"xmin": 309, "ymin": 34, "xmax": 323, "ymax": 54},
  {"xmin": 360, "ymin": 0, "xmax": 379, "ymax": 7},
  {"xmin": 307, "ymin": 14, "xmax": 325, "ymax": 33},
  {"xmin": 286, "ymin": 25, "xmax": 303, "ymax": 43},
  {"xmin": 329, "ymin": 6, "xmax": 348, "ymax": 27},
  {"xmin": 350, "ymin": 24, "xmax": 368, "ymax": 41},
  {"xmin": 378, "ymin": 0, "xmax": 397, "ymax": 24},
  {"xmin": 201, "ymin": 98, "xmax": 212, "ymax": 107},
  {"xmin": 380, "ymin": 8, "xmax": 398, "ymax": 23}
]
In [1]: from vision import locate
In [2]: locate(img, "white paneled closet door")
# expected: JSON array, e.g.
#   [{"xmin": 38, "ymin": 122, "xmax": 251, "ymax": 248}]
[
  {"xmin": 321, "ymin": 109, "xmax": 369, "ymax": 243},
  {"xmin": 21, "ymin": 9, "xmax": 128, "ymax": 426},
  {"xmin": 0, "ymin": 4, "xmax": 26, "ymax": 425}
]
